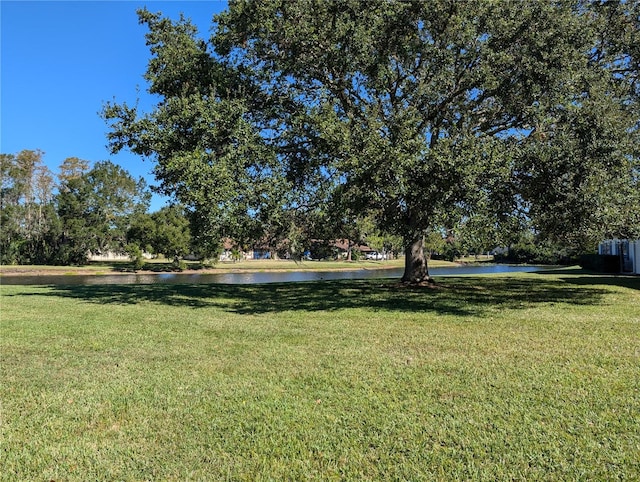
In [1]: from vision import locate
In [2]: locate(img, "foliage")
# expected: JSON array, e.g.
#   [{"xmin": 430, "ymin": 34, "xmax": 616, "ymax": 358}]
[
  {"xmin": 152, "ymin": 205, "xmax": 191, "ymax": 262},
  {"xmin": 126, "ymin": 212, "xmax": 156, "ymax": 255},
  {"xmin": 359, "ymin": 216, "xmax": 403, "ymax": 258},
  {"xmin": 125, "ymin": 243, "xmax": 145, "ymax": 271},
  {"xmin": 127, "ymin": 206, "xmax": 194, "ymax": 263},
  {"xmin": 494, "ymin": 237, "xmax": 584, "ymax": 266},
  {"xmin": 0, "ymin": 150, "xmax": 59, "ymax": 264},
  {"xmin": 56, "ymin": 161, "xmax": 150, "ymax": 264},
  {"xmin": 102, "ymin": 8, "xmax": 288, "ymax": 254},
  {"xmin": 187, "ymin": 210, "xmax": 223, "ymax": 261},
  {"xmin": 213, "ymin": 0, "xmax": 639, "ymax": 279},
  {"xmin": 57, "ymin": 157, "xmax": 90, "ymax": 187},
  {"xmin": 1, "ymin": 150, "xmax": 195, "ymax": 267},
  {"xmin": 436, "ymin": 239, "xmax": 463, "ymax": 263},
  {"xmin": 104, "ymin": 1, "xmax": 639, "ymax": 283},
  {"xmin": 308, "ymin": 240, "xmax": 339, "ymax": 261}
]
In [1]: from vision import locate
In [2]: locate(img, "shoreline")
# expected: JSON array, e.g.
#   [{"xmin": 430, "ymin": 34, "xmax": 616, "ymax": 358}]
[{"xmin": 0, "ymin": 259, "xmax": 465, "ymax": 278}]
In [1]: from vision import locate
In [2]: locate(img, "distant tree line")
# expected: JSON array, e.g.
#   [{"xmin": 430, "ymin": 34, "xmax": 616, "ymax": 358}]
[
  {"xmin": 0, "ymin": 150, "xmax": 193, "ymax": 266},
  {"xmin": 2, "ymin": 148, "xmax": 605, "ymax": 268},
  {"xmin": 0, "ymin": 149, "xmax": 409, "ymax": 266}
]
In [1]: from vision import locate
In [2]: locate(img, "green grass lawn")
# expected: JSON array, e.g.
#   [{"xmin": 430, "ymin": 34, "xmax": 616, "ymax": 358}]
[{"xmin": 1, "ymin": 271, "xmax": 638, "ymax": 480}]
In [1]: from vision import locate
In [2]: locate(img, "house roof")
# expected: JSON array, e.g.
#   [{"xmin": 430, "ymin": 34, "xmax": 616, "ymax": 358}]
[{"xmin": 327, "ymin": 239, "xmax": 375, "ymax": 252}]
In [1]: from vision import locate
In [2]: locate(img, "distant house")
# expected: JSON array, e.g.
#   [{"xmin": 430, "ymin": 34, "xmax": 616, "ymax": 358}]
[
  {"xmin": 599, "ymin": 239, "xmax": 640, "ymax": 274},
  {"xmin": 219, "ymin": 238, "xmax": 236, "ymax": 262},
  {"xmin": 218, "ymin": 238, "xmax": 277, "ymax": 261},
  {"xmin": 216, "ymin": 237, "xmax": 387, "ymax": 262},
  {"xmin": 89, "ymin": 250, "xmax": 152, "ymax": 262},
  {"xmin": 299, "ymin": 239, "xmax": 366, "ymax": 260},
  {"xmin": 250, "ymin": 248, "xmax": 273, "ymax": 260},
  {"xmin": 332, "ymin": 239, "xmax": 375, "ymax": 258}
]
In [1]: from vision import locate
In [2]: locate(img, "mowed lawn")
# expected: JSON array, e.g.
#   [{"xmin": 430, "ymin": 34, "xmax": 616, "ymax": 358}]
[{"xmin": 1, "ymin": 271, "xmax": 638, "ymax": 480}]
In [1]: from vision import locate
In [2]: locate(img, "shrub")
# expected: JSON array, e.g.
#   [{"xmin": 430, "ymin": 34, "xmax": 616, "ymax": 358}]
[{"xmin": 126, "ymin": 243, "xmax": 145, "ymax": 271}]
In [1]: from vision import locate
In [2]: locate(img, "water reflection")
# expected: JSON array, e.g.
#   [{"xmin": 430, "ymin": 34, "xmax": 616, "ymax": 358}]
[{"xmin": 1, "ymin": 265, "xmax": 546, "ymax": 286}]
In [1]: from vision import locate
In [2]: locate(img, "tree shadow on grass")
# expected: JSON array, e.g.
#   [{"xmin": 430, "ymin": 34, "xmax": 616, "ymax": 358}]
[
  {"xmin": 562, "ymin": 276, "xmax": 640, "ymax": 291},
  {"xmin": 5, "ymin": 275, "xmax": 623, "ymax": 317},
  {"xmin": 534, "ymin": 268, "xmax": 640, "ymax": 291}
]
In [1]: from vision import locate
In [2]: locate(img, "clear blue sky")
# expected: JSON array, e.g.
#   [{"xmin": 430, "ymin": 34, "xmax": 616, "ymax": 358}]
[{"xmin": 1, "ymin": 0, "xmax": 228, "ymax": 211}]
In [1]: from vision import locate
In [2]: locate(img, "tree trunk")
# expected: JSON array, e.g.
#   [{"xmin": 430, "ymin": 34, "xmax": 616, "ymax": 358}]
[{"xmin": 401, "ymin": 235, "xmax": 431, "ymax": 283}]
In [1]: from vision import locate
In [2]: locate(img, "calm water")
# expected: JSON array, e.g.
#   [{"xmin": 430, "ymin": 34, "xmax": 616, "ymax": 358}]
[{"xmin": 1, "ymin": 264, "xmax": 547, "ymax": 286}]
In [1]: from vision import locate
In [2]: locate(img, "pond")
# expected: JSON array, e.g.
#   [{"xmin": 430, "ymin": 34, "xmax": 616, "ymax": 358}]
[{"xmin": 0, "ymin": 264, "xmax": 548, "ymax": 285}]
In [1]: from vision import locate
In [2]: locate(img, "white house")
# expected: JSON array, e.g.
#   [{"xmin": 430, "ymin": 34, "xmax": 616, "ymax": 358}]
[{"xmin": 598, "ymin": 239, "xmax": 640, "ymax": 274}]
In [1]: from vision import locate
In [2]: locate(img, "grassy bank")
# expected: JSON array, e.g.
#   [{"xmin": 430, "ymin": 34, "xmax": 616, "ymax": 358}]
[
  {"xmin": 0, "ymin": 257, "xmax": 448, "ymax": 277},
  {"xmin": 1, "ymin": 271, "xmax": 639, "ymax": 480}
]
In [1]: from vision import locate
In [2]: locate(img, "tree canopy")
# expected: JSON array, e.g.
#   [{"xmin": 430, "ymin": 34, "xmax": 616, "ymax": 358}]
[
  {"xmin": 103, "ymin": 0, "xmax": 639, "ymax": 282},
  {"xmin": 56, "ymin": 160, "xmax": 150, "ymax": 263},
  {"xmin": 1, "ymin": 150, "xmax": 57, "ymax": 263}
]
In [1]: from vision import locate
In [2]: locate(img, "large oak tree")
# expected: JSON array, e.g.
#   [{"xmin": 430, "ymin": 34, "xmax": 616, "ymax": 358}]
[{"xmin": 104, "ymin": 0, "xmax": 639, "ymax": 282}]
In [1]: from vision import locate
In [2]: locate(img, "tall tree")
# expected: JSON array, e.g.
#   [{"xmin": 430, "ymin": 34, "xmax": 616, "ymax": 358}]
[
  {"xmin": 0, "ymin": 153, "xmax": 22, "ymax": 263},
  {"xmin": 13, "ymin": 149, "xmax": 43, "ymax": 237},
  {"xmin": 58, "ymin": 157, "xmax": 90, "ymax": 190},
  {"xmin": 151, "ymin": 205, "xmax": 191, "ymax": 263},
  {"xmin": 103, "ymin": 8, "xmax": 286, "ymax": 252},
  {"xmin": 105, "ymin": 1, "xmax": 639, "ymax": 283},
  {"xmin": 0, "ymin": 150, "xmax": 59, "ymax": 264},
  {"xmin": 517, "ymin": 0, "xmax": 640, "ymax": 252},
  {"xmin": 56, "ymin": 161, "xmax": 150, "ymax": 263}
]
